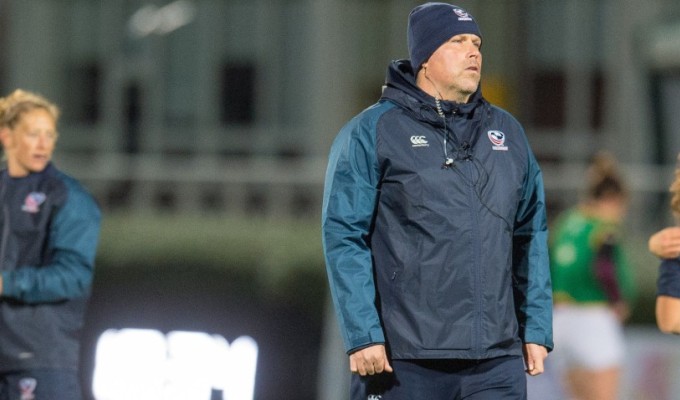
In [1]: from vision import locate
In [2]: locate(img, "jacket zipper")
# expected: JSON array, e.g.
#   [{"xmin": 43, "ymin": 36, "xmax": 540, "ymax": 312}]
[
  {"xmin": 445, "ymin": 108, "xmax": 484, "ymax": 357},
  {"xmin": 464, "ymin": 158, "xmax": 483, "ymax": 357}
]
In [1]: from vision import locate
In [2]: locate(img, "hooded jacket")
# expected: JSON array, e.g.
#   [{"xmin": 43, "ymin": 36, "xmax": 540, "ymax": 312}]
[
  {"xmin": 0, "ymin": 163, "xmax": 101, "ymax": 371},
  {"xmin": 322, "ymin": 60, "xmax": 553, "ymax": 360}
]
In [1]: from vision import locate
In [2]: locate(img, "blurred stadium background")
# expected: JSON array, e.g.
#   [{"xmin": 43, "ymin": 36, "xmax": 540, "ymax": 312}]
[{"xmin": 2, "ymin": 0, "xmax": 680, "ymax": 399}]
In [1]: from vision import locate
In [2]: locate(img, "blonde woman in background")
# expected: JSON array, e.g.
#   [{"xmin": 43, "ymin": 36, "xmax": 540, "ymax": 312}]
[
  {"xmin": 549, "ymin": 152, "xmax": 637, "ymax": 400},
  {"xmin": 0, "ymin": 89, "xmax": 101, "ymax": 400},
  {"xmin": 652, "ymin": 154, "xmax": 680, "ymax": 333}
]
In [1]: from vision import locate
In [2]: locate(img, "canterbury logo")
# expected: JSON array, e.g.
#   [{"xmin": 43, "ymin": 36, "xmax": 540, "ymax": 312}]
[{"xmin": 410, "ymin": 135, "xmax": 429, "ymax": 147}]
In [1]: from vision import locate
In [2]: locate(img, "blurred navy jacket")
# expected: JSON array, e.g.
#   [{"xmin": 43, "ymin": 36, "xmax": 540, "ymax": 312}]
[{"xmin": 0, "ymin": 163, "xmax": 101, "ymax": 371}]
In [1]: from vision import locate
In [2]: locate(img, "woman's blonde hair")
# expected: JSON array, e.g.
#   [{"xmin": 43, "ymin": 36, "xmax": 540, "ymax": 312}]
[
  {"xmin": 0, "ymin": 89, "xmax": 60, "ymax": 129},
  {"xmin": 671, "ymin": 154, "xmax": 680, "ymax": 219}
]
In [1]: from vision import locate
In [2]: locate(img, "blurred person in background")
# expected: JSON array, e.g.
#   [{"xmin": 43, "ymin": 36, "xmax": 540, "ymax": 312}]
[
  {"xmin": 653, "ymin": 153, "xmax": 680, "ymax": 334},
  {"xmin": 548, "ymin": 151, "xmax": 636, "ymax": 400},
  {"xmin": 0, "ymin": 89, "xmax": 101, "ymax": 400},
  {"xmin": 322, "ymin": 2, "xmax": 553, "ymax": 399}
]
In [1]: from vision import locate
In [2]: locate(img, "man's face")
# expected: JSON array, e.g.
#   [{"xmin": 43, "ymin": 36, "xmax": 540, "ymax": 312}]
[
  {"xmin": 1, "ymin": 108, "xmax": 57, "ymax": 176},
  {"xmin": 421, "ymin": 33, "xmax": 482, "ymax": 103}
]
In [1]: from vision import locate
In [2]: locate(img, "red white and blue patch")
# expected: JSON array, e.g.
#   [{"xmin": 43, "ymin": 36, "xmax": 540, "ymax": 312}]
[
  {"xmin": 21, "ymin": 192, "xmax": 47, "ymax": 213},
  {"xmin": 487, "ymin": 130, "xmax": 508, "ymax": 151},
  {"xmin": 453, "ymin": 8, "xmax": 473, "ymax": 21},
  {"xmin": 18, "ymin": 377, "xmax": 37, "ymax": 400}
]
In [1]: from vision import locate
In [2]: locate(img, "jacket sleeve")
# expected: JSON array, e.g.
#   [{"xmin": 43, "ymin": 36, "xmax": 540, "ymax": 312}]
[
  {"xmin": 1, "ymin": 179, "xmax": 102, "ymax": 303},
  {"xmin": 321, "ymin": 111, "xmax": 384, "ymax": 354},
  {"xmin": 512, "ymin": 147, "xmax": 554, "ymax": 351}
]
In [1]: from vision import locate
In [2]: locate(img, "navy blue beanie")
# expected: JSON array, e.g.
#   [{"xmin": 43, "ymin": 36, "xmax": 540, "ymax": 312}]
[{"xmin": 407, "ymin": 3, "xmax": 482, "ymax": 72}]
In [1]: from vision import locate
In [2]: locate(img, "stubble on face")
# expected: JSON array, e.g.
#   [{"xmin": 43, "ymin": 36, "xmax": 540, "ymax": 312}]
[{"xmin": 418, "ymin": 34, "xmax": 482, "ymax": 103}]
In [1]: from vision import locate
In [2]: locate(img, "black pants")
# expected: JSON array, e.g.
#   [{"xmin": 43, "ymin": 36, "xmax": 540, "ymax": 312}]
[{"xmin": 351, "ymin": 356, "xmax": 527, "ymax": 400}]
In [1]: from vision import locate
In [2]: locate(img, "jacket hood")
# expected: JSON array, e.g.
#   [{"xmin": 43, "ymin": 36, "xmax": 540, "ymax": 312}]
[{"xmin": 381, "ymin": 59, "xmax": 486, "ymax": 127}]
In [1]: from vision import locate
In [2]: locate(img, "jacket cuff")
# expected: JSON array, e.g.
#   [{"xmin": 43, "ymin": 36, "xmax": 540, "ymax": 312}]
[
  {"xmin": 346, "ymin": 328, "xmax": 386, "ymax": 354},
  {"xmin": 524, "ymin": 329, "xmax": 554, "ymax": 352}
]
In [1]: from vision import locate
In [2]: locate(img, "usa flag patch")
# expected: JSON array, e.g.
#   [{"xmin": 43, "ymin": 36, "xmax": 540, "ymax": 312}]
[
  {"xmin": 487, "ymin": 130, "xmax": 508, "ymax": 151},
  {"xmin": 22, "ymin": 192, "xmax": 47, "ymax": 213}
]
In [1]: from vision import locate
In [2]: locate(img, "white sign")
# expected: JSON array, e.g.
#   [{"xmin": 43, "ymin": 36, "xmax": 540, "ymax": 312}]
[{"xmin": 92, "ymin": 329, "xmax": 258, "ymax": 400}]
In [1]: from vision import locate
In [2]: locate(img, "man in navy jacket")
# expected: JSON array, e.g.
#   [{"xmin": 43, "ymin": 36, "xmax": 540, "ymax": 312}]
[
  {"xmin": 0, "ymin": 89, "xmax": 101, "ymax": 400},
  {"xmin": 322, "ymin": 3, "xmax": 552, "ymax": 399}
]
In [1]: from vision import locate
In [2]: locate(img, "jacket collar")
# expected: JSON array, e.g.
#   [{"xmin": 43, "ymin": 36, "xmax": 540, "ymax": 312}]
[
  {"xmin": 1, "ymin": 162, "xmax": 55, "ymax": 182},
  {"xmin": 380, "ymin": 59, "xmax": 487, "ymax": 126}
]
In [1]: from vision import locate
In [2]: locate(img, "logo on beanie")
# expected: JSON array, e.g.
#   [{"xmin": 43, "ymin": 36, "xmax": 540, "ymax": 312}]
[
  {"xmin": 488, "ymin": 130, "xmax": 508, "ymax": 151},
  {"xmin": 453, "ymin": 8, "xmax": 473, "ymax": 21}
]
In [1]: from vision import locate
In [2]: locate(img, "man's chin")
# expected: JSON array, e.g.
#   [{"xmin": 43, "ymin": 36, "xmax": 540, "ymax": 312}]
[{"xmin": 28, "ymin": 163, "xmax": 48, "ymax": 173}]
